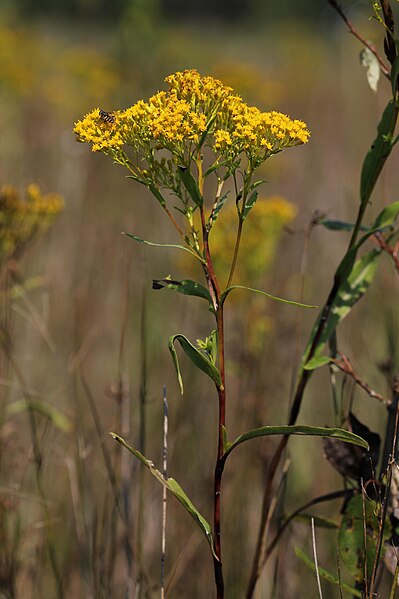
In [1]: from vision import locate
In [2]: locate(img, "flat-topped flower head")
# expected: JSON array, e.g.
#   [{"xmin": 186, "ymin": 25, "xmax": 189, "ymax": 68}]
[{"xmin": 74, "ymin": 70, "xmax": 309, "ymax": 176}]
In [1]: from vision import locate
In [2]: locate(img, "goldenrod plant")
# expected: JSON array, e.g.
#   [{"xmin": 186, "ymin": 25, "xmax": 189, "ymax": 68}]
[{"xmin": 75, "ymin": 68, "xmax": 369, "ymax": 597}]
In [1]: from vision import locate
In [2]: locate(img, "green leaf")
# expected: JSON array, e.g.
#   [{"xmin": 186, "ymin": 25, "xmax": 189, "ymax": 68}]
[
  {"xmin": 303, "ymin": 356, "xmax": 332, "ymax": 371},
  {"xmin": 242, "ymin": 190, "xmax": 258, "ymax": 220},
  {"xmin": 7, "ymin": 399, "xmax": 72, "ymax": 433},
  {"xmin": 360, "ymin": 99, "xmax": 398, "ymax": 205},
  {"xmin": 357, "ymin": 201, "xmax": 399, "ymax": 247},
  {"xmin": 122, "ymin": 232, "xmax": 204, "ymax": 263},
  {"xmin": 318, "ymin": 219, "xmax": 367, "ymax": 233},
  {"xmin": 338, "ymin": 495, "xmax": 390, "ymax": 583},
  {"xmin": 169, "ymin": 333, "xmax": 222, "ymax": 394},
  {"xmin": 148, "ymin": 182, "xmax": 166, "ymax": 207},
  {"xmin": 178, "ymin": 167, "xmax": 204, "ymax": 207},
  {"xmin": 294, "ymin": 547, "xmax": 363, "ymax": 597},
  {"xmin": 152, "ymin": 278, "xmax": 212, "ymax": 305},
  {"xmin": 208, "ymin": 192, "xmax": 229, "ymax": 228},
  {"xmin": 303, "ymin": 248, "xmax": 381, "ymax": 365},
  {"xmin": 222, "ymin": 425, "xmax": 368, "ymax": 461},
  {"xmin": 220, "ymin": 285, "xmax": 317, "ymax": 309},
  {"xmin": 109, "ymin": 433, "xmax": 217, "ymax": 559}
]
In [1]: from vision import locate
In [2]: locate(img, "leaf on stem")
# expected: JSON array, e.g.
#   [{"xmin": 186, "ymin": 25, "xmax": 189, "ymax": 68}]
[
  {"xmin": 169, "ymin": 333, "xmax": 222, "ymax": 394},
  {"xmin": 148, "ymin": 182, "xmax": 167, "ymax": 207},
  {"xmin": 220, "ymin": 284, "xmax": 317, "ymax": 309},
  {"xmin": 122, "ymin": 232, "xmax": 204, "ymax": 262},
  {"xmin": 152, "ymin": 277, "xmax": 212, "ymax": 305},
  {"xmin": 304, "ymin": 248, "xmax": 381, "ymax": 365},
  {"xmin": 178, "ymin": 166, "xmax": 204, "ymax": 207},
  {"xmin": 109, "ymin": 433, "xmax": 217, "ymax": 559},
  {"xmin": 294, "ymin": 547, "xmax": 363, "ymax": 598},
  {"xmin": 360, "ymin": 98, "xmax": 398, "ymax": 205},
  {"xmin": 242, "ymin": 190, "xmax": 258, "ymax": 220},
  {"xmin": 303, "ymin": 356, "xmax": 332, "ymax": 371},
  {"xmin": 222, "ymin": 425, "xmax": 369, "ymax": 461}
]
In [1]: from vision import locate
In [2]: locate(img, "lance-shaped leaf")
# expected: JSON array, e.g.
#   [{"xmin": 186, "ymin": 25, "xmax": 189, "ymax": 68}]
[
  {"xmin": 360, "ymin": 98, "xmax": 398, "ymax": 205},
  {"xmin": 208, "ymin": 191, "xmax": 229, "ymax": 228},
  {"xmin": 221, "ymin": 425, "xmax": 368, "ymax": 462},
  {"xmin": 152, "ymin": 278, "xmax": 212, "ymax": 305},
  {"xmin": 220, "ymin": 284, "xmax": 317, "ymax": 309},
  {"xmin": 294, "ymin": 547, "xmax": 363, "ymax": 598},
  {"xmin": 303, "ymin": 248, "xmax": 381, "ymax": 366},
  {"xmin": 110, "ymin": 433, "xmax": 217, "ymax": 559},
  {"xmin": 242, "ymin": 190, "xmax": 258, "ymax": 220},
  {"xmin": 303, "ymin": 355, "xmax": 332, "ymax": 371},
  {"xmin": 123, "ymin": 232, "xmax": 204, "ymax": 263},
  {"xmin": 318, "ymin": 219, "xmax": 368, "ymax": 232},
  {"xmin": 148, "ymin": 182, "xmax": 167, "ymax": 207},
  {"xmin": 335, "ymin": 202, "xmax": 399, "ymax": 283},
  {"xmin": 7, "ymin": 399, "xmax": 72, "ymax": 433},
  {"xmin": 169, "ymin": 333, "xmax": 222, "ymax": 394},
  {"xmin": 178, "ymin": 167, "xmax": 204, "ymax": 207}
]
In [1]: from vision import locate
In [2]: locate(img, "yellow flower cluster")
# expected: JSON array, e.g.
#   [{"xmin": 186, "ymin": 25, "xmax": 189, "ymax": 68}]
[
  {"xmin": 0, "ymin": 184, "xmax": 63, "ymax": 262},
  {"xmin": 74, "ymin": 69, "xmax": 309, "ymax": 171},
  {"xmin": 74, "ymin": 108, "xmax": 125, "ymax": 154}
]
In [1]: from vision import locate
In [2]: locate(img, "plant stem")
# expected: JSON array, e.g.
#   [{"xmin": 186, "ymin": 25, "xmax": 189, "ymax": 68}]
[
  {"xmin": 198, "ymin": 183, "xmax": 225, "ymax": 596},
  {"xmin": 213, "ymin": 304, "xmax": 226, "ymax": 598},
  {"xmin": 226, "ymin": 217, "xmax": 243, "ymax": 289}
]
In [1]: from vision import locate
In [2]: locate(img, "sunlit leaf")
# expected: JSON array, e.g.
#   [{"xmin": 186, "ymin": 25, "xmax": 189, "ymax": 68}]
[
  {"xmin": 242, "ymin": 190, "xmax": 258, "ymax": 220},
  {"xmin": 360, "ymin": 99, "xmax": 398, "ymax": 205},
  {"xmin": 148, "ymin": 182, "xmax": 167, "ymax": 207},
  {"xmin": 123, "ymin": 232, "xmax": 204, "ymax": 262},
  {"xmin": 109, "ymin": 433, "xmax": 217, "ymax": 559},
  {"xmin": 303, "ymin": 248, "xmax": 380, "ymax": 365},
  {"xmin": 222, "ymin": 425, "xmax": 368, "ymax": 461},
  {"xmin": 152, "ymin": 277, "xmax": 212, "ymax": 305},
  {"xmin": 294, "ymin": 547, "xmax": 363, "ymax": 597},
  {"xmin": 303, "ymin": 356, "xmax": 332, "ymax": 371},
  {"xmin": 169, "ymin": 333, "xmax": 222, "ymax": 394},
  {"xmin": 178, "ymin": 167, "xmax": 204, "ymax": 207},
  {"xmin": 220, "ymin": 284, "xmax": 317, "ymax": 309}
]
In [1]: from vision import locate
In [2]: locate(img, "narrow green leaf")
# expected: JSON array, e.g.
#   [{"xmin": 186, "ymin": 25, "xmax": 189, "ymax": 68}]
[
  {"xmin": 152, "ymin": 278, "xmax": 212, "ymax": 305},
  {"xmin": 110, "ymin": 433, "xmax": 217, "ymax": 559},
  {"xmin": 220, "ymin": 285, "xmax": 317, "ymax": 309},
  {"xmin": 356, "ymin": 201, "xmax": 399, "ymax": 247},
  {"xmin": 360, "ymin": 99, "xmax": 398, "ymax": 205},
  {"xmin": 303, "ymin": 248, "xmax": 380, "ymax": 365},
  {"xmin": 148, "ymin": 182, "xmax": 167, "ymax": 207},
  {"xmin": 318, "ymin": 219, "xmax": 367, "ymax": 232},
  {"xmin": 169, "ymin": 333, "xmax": 222, "ymax": 394},
  {"xmin": 294, "ymin": 547, "xmax": 363, "ymax": 597},
  {"xmin": 7, "ymin": 399, "xmax": 72, "ymax": 433},
  {"xmin": 222, "ymin": 425, "xmax": 368, "ymax": 461},
  {"xmin": 242, "ymin": 190, "xmax": 258, "ymax": 220},
  {"xmin": 208, "ymin": 192, "xmax": 229, "ymax": 228},
  {"xmin": 178, "ymin": 167, "xmax": 204, "ymax": 207},
  {"xmin": 122, "ymin": 232, "xmax": 204, "ymax": 262},
  {"xmin": 303, "ymin": 356, "xmax": 332, "ymax": 371}
]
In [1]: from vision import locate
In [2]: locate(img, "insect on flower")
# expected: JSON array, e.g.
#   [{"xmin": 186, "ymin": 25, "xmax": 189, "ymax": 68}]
[{"xmin": 99, "ymin": 109, "xmax": 115, "ymax": 124}]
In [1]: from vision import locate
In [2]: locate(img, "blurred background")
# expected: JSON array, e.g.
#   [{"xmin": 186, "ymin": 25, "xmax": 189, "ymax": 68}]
[{"xmin": 1, "ymin": 0, "xmax": 399, "ymax": 597}]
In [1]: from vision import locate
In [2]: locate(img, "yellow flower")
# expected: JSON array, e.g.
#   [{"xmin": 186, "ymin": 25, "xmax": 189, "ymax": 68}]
[
  {"xmin": 74, "ymin": 69, "xmax": 310, "ymax": 176},
  {"xmin": 0, "ymin": 184, "xmax": 63, "ymax": 262}
]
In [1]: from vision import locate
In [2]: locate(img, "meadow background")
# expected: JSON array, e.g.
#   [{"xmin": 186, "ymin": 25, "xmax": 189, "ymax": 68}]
[{"xmin": 1, "ymin": 0, "xmax": 399, "ymax": 597}]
